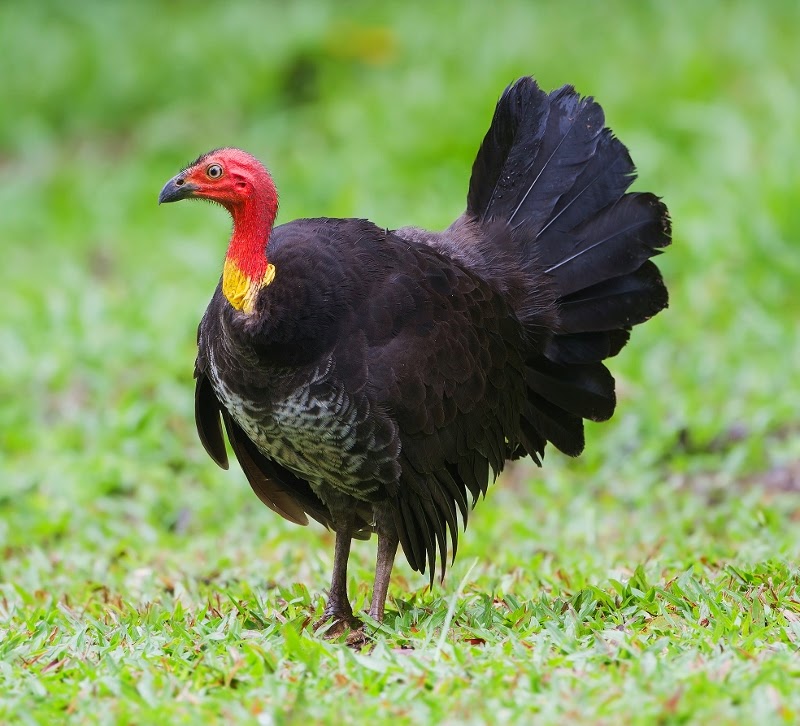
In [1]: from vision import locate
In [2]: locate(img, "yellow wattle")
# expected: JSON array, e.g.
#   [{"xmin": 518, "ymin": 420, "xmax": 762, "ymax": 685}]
[{"xmin": 222, "ymin": 258, "xmax": 276, "ymax": 313}]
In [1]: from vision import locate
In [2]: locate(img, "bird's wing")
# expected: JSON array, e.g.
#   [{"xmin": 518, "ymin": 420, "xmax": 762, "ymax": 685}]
[{"xmin": 343, "ymin": 237, "xmax": 529, "ymax": 579}]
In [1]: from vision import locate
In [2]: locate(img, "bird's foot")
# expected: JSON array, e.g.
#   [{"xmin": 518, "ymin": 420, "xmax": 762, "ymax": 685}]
[
  {"xmin": 344, "ymin": 628, "xmax": 370, "ymax": 648},
  {"xmin": 313, "ymin": 607, "xmax": 362, "ymax": 639}
]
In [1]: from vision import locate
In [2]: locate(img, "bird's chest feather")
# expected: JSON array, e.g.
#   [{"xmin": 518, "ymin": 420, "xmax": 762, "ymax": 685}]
[{"xmin": 206, "ymin": 345, "xmax": 379, "ymax": 499}]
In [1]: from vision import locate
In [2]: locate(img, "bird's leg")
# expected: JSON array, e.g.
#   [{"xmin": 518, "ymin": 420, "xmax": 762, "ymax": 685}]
[
  {"xmin": 343, "ymin": 509, "xmax": 399, "ymax": 648},
  {"xmin": 323, "ymin": 528, "xmax": 355, "ymax": 621},
  {"xmin": 314, "ymin": 505, "xmax": 360, "ymax": 633},
  {"xmin": 368, "ymin": 508, "xmax": 399, "ymax": 623}
]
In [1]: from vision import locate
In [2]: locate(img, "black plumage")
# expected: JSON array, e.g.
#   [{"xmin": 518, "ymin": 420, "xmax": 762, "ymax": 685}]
[{"xmin": 160, "ymin": 77, "xmax": 671, "ymax": 630}]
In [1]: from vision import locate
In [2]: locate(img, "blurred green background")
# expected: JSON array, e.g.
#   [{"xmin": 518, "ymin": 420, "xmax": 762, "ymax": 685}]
[
  {"xmin": 1, "ymin": 0, "xmax": 799, "ymax": 722},
  {"xmin": 2, "ymin": 0, "xmax": 797, "ymax": 521}
]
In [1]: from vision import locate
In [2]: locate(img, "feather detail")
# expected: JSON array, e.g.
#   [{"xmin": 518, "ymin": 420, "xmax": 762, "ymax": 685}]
[
  {"xmin": 525, "ymin": 360, "xmax": 616, "ymax": 422},
  {"xmin": 558, "ymin": 261, "xmax": 669, "ymax": 333},
  {"xmin": 194, "ymin": 374, "xmax": 229, "ymax": 469},
  {"xmin": 506, "ymin": 87, "xmax": 605, "ymax": 231},
  {"xmin": 542, "ymin": 194, "xmax": 670, "ymax": 297},
  {"xmin": 221, "ymin": 411, "xmax": 310, "ymax": 526}
]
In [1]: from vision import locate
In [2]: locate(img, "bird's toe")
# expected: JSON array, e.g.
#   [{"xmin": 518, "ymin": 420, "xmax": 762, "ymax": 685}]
[{"xmin": 313, "ymin": 609, "xmax": 362, "ymax": 639}]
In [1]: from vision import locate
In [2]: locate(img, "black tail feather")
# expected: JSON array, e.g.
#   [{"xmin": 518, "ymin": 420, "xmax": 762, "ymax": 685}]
[
  {"xmin": 467, "ymin": 78, "xmax": 549, "ymax": 221},
  {"xmin": 539, "ymin": 125, "xmax": 636, "ymax": 237},
  {"xmin": 469, "ymin": 79, "xmax": 617, "ymax": 238},
  {"xmin": 466, "ymin": 77, "xmax": 671, "ymax": 460},
  {"xmin": 557, "ymin": 261, "xmax": 669, "ymax": 333},
  {"xmin": 525, "ymin": 359, "xmax": 616, "ymax": 422},
  {"xmin": 541, "ymin": 193, "xmax": 670, "ymax": 297},
  {"xmin": 522, "ymin": 395, "xmax": 585, "ymax": 457},
  {"xmin": 543, "ymin": 329, "xmax": 631, "ymax": 365}
]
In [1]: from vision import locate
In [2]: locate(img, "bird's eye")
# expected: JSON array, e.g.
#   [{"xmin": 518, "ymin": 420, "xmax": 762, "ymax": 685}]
[{"xmin": 206, "ymin": 164, "xmax": 223, "ymax": 179}]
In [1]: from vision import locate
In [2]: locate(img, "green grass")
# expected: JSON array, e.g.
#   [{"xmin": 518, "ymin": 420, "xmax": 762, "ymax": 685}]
[{"xmin": 1, "ymin": 0, "xmax": 799, "ymax": 723}]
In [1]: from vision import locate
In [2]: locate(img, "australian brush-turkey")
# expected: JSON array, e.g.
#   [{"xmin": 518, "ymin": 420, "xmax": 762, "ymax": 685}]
[{"xmin": 159, "ymin": 77, "xmax": 670, "ymax": 631}]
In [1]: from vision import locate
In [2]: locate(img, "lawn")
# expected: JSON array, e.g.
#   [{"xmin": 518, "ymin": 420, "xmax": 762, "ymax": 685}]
[{"xmin": 1, "ymin": 0, "xmax": 799, "ymax": 723}]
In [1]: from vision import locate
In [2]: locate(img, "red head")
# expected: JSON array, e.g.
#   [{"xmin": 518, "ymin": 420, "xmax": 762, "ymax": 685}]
[
  {"xmin": 159, "ymin": 148, "xmax": 278, "ymax": 227},
  {"xmin": 159, "ymin": 148, "xmax": 279, "ymax": 311}
]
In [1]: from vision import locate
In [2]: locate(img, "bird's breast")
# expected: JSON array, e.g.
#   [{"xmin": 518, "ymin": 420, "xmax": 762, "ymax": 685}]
[{"xmin": 207, "ymin": 349, "xmax": 382, "ymax": 500}]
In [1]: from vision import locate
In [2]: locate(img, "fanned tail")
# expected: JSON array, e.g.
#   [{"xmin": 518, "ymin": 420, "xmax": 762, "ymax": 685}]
[{"xmin": 467, "ymin": 77, "xmax": 671, "ymax": 458}]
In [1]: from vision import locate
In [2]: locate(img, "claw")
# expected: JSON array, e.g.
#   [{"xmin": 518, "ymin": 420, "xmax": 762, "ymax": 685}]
[{"xmin": 313, "ymin": 609, "xmax": 363, "ymax": 639}]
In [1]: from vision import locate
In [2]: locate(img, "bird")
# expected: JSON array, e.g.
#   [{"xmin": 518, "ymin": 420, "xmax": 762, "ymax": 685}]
[{"xmin": 159, "ymin": 77, "xmax": 670, "ymax": 635}]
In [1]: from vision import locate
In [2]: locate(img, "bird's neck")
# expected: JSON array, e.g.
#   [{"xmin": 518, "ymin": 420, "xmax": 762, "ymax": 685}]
[{"xmin": 223, "ymin": 197, "xmax": 277, "ymax": 314}]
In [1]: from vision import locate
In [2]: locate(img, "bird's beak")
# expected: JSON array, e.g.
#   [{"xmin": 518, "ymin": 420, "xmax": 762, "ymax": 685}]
[{"xmin": 158, "ymin": 174, "xmax": 199, "ymax": 204}]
